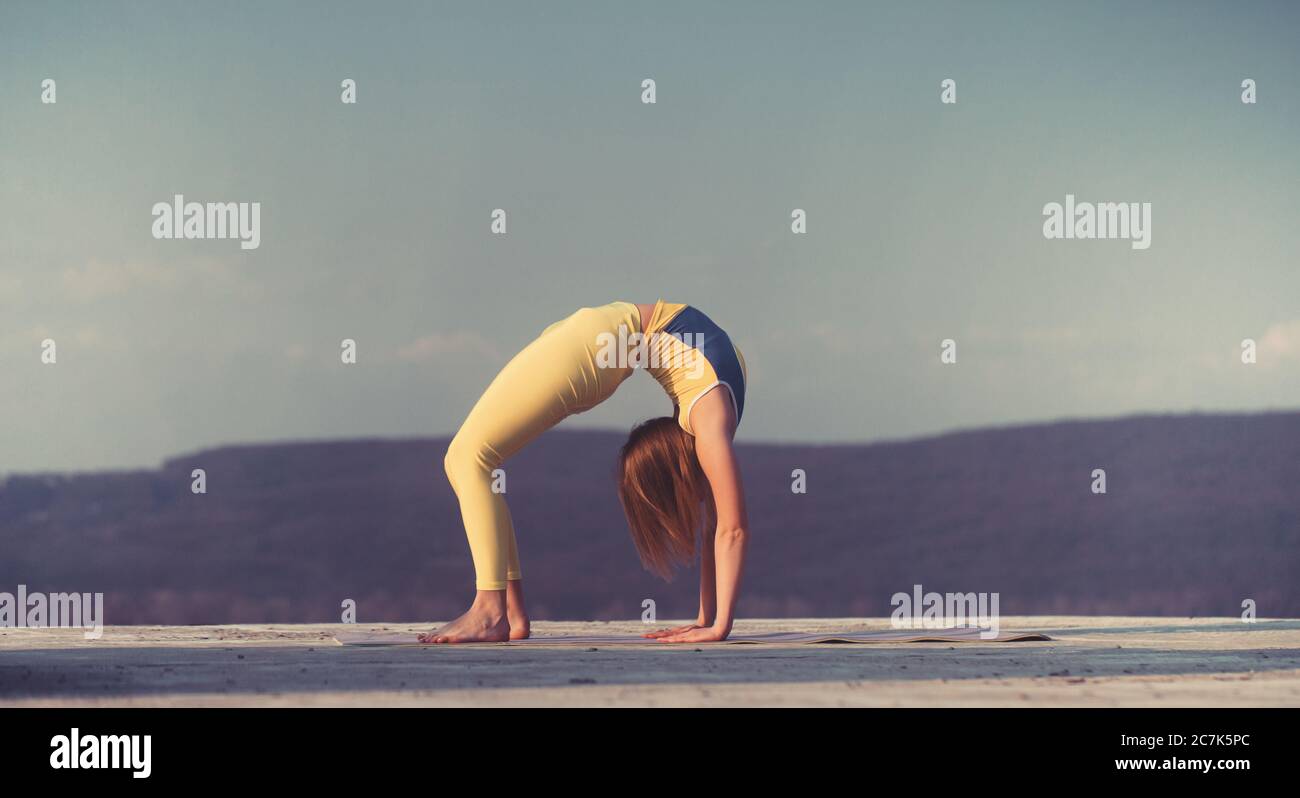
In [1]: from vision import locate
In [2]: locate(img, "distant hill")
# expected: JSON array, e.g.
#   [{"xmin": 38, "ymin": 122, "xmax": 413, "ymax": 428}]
[{"xmin": 2, "ymin": 412, "xmax": 1297, "ymax": 624}]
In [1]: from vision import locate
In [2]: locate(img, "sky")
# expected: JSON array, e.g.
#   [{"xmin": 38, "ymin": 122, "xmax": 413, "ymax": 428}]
[{"xmin": 2, "ymin": 0, "xmax": 1299, "ymax": 472}]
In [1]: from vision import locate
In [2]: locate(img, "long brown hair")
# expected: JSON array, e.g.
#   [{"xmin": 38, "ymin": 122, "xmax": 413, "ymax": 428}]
[{"xmin": 617, "ymin": 416, "xmax": 708, "ymax": 579}]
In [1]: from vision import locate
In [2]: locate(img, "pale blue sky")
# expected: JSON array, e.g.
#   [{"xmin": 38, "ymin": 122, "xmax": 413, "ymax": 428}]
[{"xmin": 2, "ymin": 1, "xmax": 1299, "ymax": 471}]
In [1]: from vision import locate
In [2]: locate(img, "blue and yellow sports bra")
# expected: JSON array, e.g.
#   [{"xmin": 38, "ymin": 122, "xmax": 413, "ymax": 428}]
[{"xmin": 640, "ymin": 300, "xmax": 747, "ymax": 435}]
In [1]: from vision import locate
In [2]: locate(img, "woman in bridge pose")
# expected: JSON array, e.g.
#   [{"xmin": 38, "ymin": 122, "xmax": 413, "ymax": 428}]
[{"xmin": 422, "ymin": 300, "xmax": 749, "ymax": 644}]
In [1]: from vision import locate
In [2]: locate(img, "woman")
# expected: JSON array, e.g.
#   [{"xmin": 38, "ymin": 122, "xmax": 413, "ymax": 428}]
[{"xmin": 421, "ymin": 300, "xmax": 749, "ymax": 644}]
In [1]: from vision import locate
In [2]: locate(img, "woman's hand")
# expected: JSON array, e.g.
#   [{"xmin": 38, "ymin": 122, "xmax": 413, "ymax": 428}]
[{"xmin": 654, "ymin": 624, "xmax": 731, "ymax": 644}]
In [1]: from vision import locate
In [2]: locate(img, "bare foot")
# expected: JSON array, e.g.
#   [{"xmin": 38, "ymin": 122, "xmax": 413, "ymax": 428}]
[
  {"xmin": 418, "ymin": 605, "xmax": 509, "ymax": 644},
  {"xmin": 508, "ymin": 612, "xmax": 530, "ymax": 640},
  {"xmin": 506, "ymin": 580, "xmax": 530, "ymax": 640}
]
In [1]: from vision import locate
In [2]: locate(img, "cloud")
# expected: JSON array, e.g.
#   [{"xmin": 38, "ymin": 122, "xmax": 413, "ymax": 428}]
[
  {"xmin": 0, "ymin": 325, "xmax": 52, "ymax": 355},
  {"xmin": 965, "ymin": 323, "xmax": 1100, "ymax": 354},
  {"xmin": 396, "ymin": 332, "xmax": 500, "ymax": 362},
  {"xmin": 1259, "ymin": 319, "xmax": 1300, "ymax": 361},
  {"xmin": 59, "ymin": 258, "xmax": 262, "ymax": 302},
  {"xmin": 0, "ymin": 325, "xmax": 116, "ymax": 356},
  {"xmin": 60, "ymin": 260, "xmax": 176, "ymax": 301},
  {"xmin": 0, "ymin": 273, "xmax": 24, "ymax": 303},
  {"xmin": 811, "ymin": 321, "xmax": 862, "ymax": 354}
]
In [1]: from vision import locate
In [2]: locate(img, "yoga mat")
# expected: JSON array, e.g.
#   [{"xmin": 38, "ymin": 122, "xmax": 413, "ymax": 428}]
[{"xmin": 334, "ymin": 627, "xmax": 1050, "ymax": 646}]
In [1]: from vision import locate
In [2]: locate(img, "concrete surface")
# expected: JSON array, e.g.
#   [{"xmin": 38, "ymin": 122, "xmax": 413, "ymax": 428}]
[{"xmin": 2, "ymin": 616, "xmax": 1298, "ymax": 707}]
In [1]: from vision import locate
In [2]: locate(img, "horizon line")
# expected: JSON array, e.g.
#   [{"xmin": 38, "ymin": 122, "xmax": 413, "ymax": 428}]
[{"xmin": 4, "ymin": 406, "xmax": 1297, "ymax": 481}]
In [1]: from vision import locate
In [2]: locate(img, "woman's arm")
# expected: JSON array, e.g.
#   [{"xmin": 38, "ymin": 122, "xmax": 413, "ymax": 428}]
[
  {"xmin": 657, "ymin": 388, "xmax": 748, "ymax": 643},
  {"xmin": 697, "ymin": 500, "xmax": 717, "ymax": 624},
  {"xmin": 640, "ymin": 501, "xmax": 717, "ymax": 639}
]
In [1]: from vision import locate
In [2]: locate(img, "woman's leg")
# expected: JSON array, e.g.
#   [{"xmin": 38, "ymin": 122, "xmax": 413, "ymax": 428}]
[
  {"xmin": 424, "ymin": 310, "xmax": 615, "ymax": 642},
  {"xmin": 442, "ymin": 343, "xmax": 575, "ymax": 589}
]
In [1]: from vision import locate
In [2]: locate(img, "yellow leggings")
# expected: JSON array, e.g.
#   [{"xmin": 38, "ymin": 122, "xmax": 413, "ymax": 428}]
[{"xmin": 443, "ymin": 302, "xmax": 641, "ymax": 590}]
